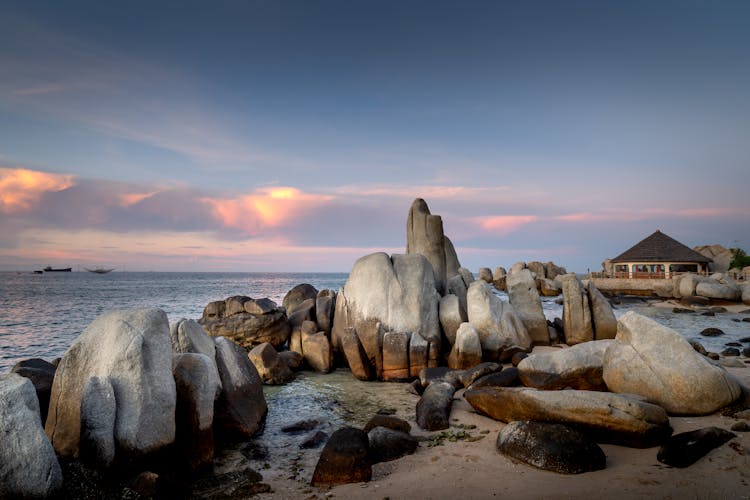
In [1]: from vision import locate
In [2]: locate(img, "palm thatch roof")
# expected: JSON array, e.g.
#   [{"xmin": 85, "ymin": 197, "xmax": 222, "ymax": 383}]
[{"xmin": 611, "ymin": 230, "xmax": 712, "ymax": 263}]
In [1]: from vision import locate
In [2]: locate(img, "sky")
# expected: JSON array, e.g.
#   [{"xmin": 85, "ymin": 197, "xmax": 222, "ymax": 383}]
[{"xmin": 0, "ymin": 0, "xmax": 748, "ymax": 272}]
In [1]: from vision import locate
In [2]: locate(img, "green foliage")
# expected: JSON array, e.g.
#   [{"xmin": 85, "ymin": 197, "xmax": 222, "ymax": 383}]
[{"xmin": 729, "ymin": 248, "xmax": 750, "ymax": 270}]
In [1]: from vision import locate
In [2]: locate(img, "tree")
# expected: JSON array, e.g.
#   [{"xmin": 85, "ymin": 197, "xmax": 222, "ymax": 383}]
[{"xmin": 729, "ymin": 248, "xmax": 750, "ymax": 270}]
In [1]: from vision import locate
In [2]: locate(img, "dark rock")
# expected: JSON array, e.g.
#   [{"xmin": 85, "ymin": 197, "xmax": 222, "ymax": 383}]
[
  {"xmin": 680, "ymin": 296, "xmax": 710, "ymax": 307},
  {"xmin": 11, "ymin": 358, "xmax": 56, "ymax": 426},
  {"xmin": 744, "ymin": 347, "xmax": 750, "ymax": 357},
  {"xmin": 301, "ymin": 431, "xmax": 328, "ymax": 449},
  {"xmin": 407, "ymin": 379, "xmax": 424, "ymax": 395},
  {"xmin": 732, "ymin": 319, "xmax": 741, "ymax": 323},
  {"xmin": 496, "ymin": 421, "xmax": 606, "ymax": 474},
  {"xmin": 731, "ymin": 421, "xmax": 750, "ymax": 432},
  {"xmin": 283, "ymin": 284, "xmax": 319, "ymax": 316},
  {"xmin": 740, "ymin": 337, "xmax": 750, "ymax": 343},
  {"xmin": 200, "ymin": 307, "xmax": 290, "ymax": 349},
  {"xmin": 689, "ymin": 340, "xmax": 708, "ymax": 356},
  {"xmin": 673, "ymin": 307, "xmax": 695, "ymax": 314},
  {"xmin": 225, "ymin": 295, "xmax": 252, "ymax": 316},
  {"xmin": 311, "ymin": 427, "xmax": 371, "ymax": 485},
  {"xmin": 281, "ymin": 419, "xmax": 319, "ymax": 434},
  {"xmin": 173, "ymin": 353, "xmax": 220, "ymax": 471},
  {"xmin": 244, "ymin": 298, "xmax": 278, "ymax": 315},
  {"xmin": 726, "ymin": 342, "xmax": 743, "ymax": 347},
  {"xmin": 721, "ymin": 348, "xmax": 740, "ymax": 357},
  {"xmin": 710, "ymin": 307, "xmax": 728, "ymax": 313},
  {"xmin": 368, "ymin": 427, "xmax": 418, "ymax": 464},
  {"xmin": 279, "ymin": 350, "xmax": 304, "ymax": 370},
  {"xmin": 707, "ymin": 352, "xmax": 720, "ymax": 360},
  {"xmin": 700, "ymin": 328, "xmax": 724, "ymax": 337},
  {"xmin": 202, "ymin": 300, "xmax": 226, "ymax": 320},
  {"xmin": 657, "ymin": 427, "xmax": 737, "ymax": 468},
  {"xmin": 130, "ymin": 471, "xmax": 159, "ymax": 498},
  {"xmin": 287, "ymin": 299, "xmax": 316, "ymax": 328},
  {"xmin": 459, "ymin": 362, "xmax": 502, "ymax": 388},
  {"xmin": 248, "ymin": 342, "xmax": 294, "ymax": 385},
  {"xmin": 700, "ymin": 311, "xmax": 715, "ymax": 317},
  {"xmin": 214, "ymin": 337, "xmax": 268, "ymax": 439},
  {"xmin": 363, "ymin": 415, "xmax": 411, "ymax": 434},
  {"xmin": 419, "ymin": 366, "xmax": 463, "ymax": 389},
  {"xmin": 467, "ymin": 368, "xmax": 520, "ymax": 390},
  {"xmin": 416, "ymin": 381, "xmax": 456, "ymax": 431},
  {"xmin": 511, "ymin": 352, "xmax": 528, "ymax": 367},
  {"xmin": 316, "ymin": 289, "xmax": 336, "ymax": 336}
]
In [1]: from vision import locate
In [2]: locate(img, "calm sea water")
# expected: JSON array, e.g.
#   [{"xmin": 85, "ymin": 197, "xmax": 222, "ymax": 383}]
[{"xmin": 0, "ymin": 271, "xmax": 347, "ymax": 373}]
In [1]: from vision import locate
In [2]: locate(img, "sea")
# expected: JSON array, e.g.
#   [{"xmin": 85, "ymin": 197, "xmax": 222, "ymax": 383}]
[
  {"xmin": 2, "ymin": 270, "xmax": 748, "ymax": 373},
  {"xmin": 1, "ymin": 270, "xmax": 748, "ymax": 484}
]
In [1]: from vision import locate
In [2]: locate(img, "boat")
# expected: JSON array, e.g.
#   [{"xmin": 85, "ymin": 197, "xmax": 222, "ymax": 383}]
[
  {"xmin": 85, "ymin": 268, "xmax": 115, "ymax": 274},
  {"xmin": 43, "ymin": 266, "xmax": 72, "ymax": 272}
]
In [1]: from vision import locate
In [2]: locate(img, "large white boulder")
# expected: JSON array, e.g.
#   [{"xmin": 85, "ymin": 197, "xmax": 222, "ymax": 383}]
[
  {"xmin": 0, "ymin": 373, "xmax": 63, "ymax": 498},
  {"xmin": 45, "ymin": 309, "xmax": 176, "ymax": 461},
  {"xmin": 507, "ymin": 269, "xmax": 548, "ymax": 345},
  {"xmin": 695, "ymin": 281, "xmax": 740, "ymax": 301},
  {"xmin": 603, "ymin": 311, "xmax": 741, "ymax": 415},
  {"xmin": 467, "ymin": 280, "xmax": 531, "ymax": 360},
  {"xmin": 331, "ymin": 252, "xmax": 441, "ymax": 374}
]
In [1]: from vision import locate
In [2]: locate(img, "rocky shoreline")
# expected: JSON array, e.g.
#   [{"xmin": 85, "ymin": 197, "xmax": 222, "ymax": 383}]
[{"xmin": 2, "ymin": 198, "xmax": 750, "ymax": 498}]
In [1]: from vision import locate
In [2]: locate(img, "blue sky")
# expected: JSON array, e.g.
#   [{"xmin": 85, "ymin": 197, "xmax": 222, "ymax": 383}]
[{"xmin": 1, "ymin": 0, "xmax": 748, "ymax": 271}]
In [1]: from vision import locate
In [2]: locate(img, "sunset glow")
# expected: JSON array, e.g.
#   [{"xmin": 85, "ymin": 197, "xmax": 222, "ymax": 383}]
[
  {"xmin": 0, "ymin": 167, "xmax": 74, "ymax": 213},
  {"xmin": 0, "ymin": 2, "xmax": 747, "ymax": 271}
]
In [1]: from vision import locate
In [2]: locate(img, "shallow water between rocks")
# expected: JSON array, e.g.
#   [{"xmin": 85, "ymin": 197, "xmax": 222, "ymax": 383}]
[{"xmin": 212, "ymin": 369, "xmax": 419, "ymax": 488}]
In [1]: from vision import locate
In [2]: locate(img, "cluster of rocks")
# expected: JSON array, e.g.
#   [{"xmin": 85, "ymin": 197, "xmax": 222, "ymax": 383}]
[
  {"xmin": 483, "ymin": 260, "xmax": 567, "ymax": 297},
  {"xmin": 668, "ymin": 272, "xmax": 750, "ymax": 304},
  {"xmin": 1, "ymin": 309, "xmax": 268, "ymax": 498},
  {"xmin": 310, "ymin": 413, "xmax": 418, "ymax": 485},
  {"xmin": 200, "ymin": 283, "xmax": 337, "ymax": 379},
  {"xmin": 411, "ymin": 310, "xmax": 748, "ymax": 475}
]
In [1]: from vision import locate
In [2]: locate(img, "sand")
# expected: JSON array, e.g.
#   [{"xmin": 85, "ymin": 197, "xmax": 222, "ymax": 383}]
[{"xmin": 256, "ymin": 365, "xmax": 750, "ymax": 500}]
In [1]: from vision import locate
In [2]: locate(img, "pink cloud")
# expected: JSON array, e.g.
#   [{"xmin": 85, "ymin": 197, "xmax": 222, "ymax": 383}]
[
  {"xmin": 469, "ymin": 215, "xmax": 539, "ymax": 236},
  {"xmin": 0, "ymin": 167, "xmax": 74, "ymax": 213},
  {"xmin": 202, "ymin": 186, "xmax": 333, "ymax": 234}
]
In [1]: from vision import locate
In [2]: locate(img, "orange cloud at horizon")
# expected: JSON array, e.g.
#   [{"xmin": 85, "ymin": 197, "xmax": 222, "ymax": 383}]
[
  {"xmin": 0, "ymin": 167, "xmax": 74, "ymax": 213},
  {"xmin": 203, "ymin": 186, "xmax": 333, "ymax": 233}
]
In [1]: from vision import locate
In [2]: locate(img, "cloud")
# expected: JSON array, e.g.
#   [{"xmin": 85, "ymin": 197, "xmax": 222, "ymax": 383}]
[
  {"xmin": 0, "ymin": 167, "xmax": 74, "ymax": 213},
  {"xmin": 203, "ymin": 187, "xmax": 334, "ymax": 235},
  {"xmin": 469, "ymin": 215, "xmax": 539, "ymax": 236}
]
